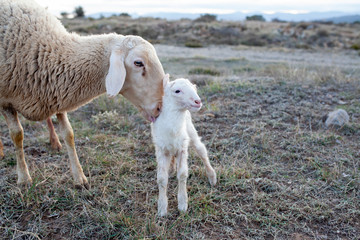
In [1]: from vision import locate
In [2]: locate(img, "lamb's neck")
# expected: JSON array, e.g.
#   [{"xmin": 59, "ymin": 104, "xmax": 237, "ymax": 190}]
[{"xmin": 160, "ymin": 100, "xmax": 187, "ymax": 126}]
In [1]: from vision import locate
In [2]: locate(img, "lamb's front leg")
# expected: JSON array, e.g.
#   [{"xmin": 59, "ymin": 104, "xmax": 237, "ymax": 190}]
[
  {"xmin": 176, "ymin": 149, "xmax": 189, "ymax": 213},
  {"xmin": 157, "ymin": 150, "xmax": 171, "ymax": 216},
  {"xmin": 56, "ymin": 113, "xmax": 88, "ymax": 188}
]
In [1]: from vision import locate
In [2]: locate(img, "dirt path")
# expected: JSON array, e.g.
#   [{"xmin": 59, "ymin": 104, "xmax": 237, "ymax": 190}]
[{"xmin": 155, "ymin": 44, "xmax": 360, "ymax": 69}]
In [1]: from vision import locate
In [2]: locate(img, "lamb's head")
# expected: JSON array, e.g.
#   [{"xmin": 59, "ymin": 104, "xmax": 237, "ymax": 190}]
[
  {"xmin": 106, "ymin": 35, "xmax": 165, "ymax": 122},
  {"xmin": 163, "ymin": 76, "xmax": 202, "ymax": 112}
]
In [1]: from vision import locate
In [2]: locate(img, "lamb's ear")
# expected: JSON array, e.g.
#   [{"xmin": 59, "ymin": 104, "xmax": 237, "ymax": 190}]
[
  {"xmin": 163, "ymin": 73, "xmax": 170, "ymax": 88},
  {"xmin": 105, "ymin": 50, "xmax": 126, "ymax": 97}
]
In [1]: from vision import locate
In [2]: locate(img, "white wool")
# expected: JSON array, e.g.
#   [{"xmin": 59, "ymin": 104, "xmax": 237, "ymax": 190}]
[{"xmin": 151, "ymin": 77, "xmax": 216, "ymax": 216}]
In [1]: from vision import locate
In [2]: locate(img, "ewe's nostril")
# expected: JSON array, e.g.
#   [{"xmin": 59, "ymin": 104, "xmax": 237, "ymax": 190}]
[{"xmin": 194, "ymin": 100, "xmax": 201, "ymax": 105}]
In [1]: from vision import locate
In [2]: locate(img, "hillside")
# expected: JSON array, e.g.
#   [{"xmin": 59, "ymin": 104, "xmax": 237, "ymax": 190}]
[{"xmin": 62, "ymin": 16, "xmax": 360, "ymax": 50}]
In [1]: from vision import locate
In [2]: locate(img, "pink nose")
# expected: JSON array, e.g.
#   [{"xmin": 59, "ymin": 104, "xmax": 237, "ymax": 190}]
[{"xmin": 194, "ymin": 99, "xmax": 201, "ymax": 105}]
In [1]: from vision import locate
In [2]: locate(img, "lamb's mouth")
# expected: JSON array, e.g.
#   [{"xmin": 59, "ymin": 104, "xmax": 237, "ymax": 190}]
[{"xmin": 190, "ymin": 104, "xmax": 202, "ymax": 109}]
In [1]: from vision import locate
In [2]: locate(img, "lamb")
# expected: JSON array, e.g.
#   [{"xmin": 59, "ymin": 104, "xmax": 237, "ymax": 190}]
[
  {"xmin": 151, "ymin": 75, "xmax": 217, "ymax": 216},
  {"xmin": 0, "ymin": 0, "xmax": 165, "ymax": 187}
]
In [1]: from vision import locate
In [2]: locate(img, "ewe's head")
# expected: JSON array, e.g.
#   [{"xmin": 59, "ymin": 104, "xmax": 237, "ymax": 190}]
[
  {"xmin": 163, "ymin": 75, "xmax": 202, "ymax": 112},
  {"xmin": 106, "ymin": 35, "xmax": 165, "ymax": 122}
]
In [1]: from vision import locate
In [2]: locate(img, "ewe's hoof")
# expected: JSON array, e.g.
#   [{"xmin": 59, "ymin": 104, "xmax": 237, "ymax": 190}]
[
  {"xmin": 74, "ymin": 175, "xmax": 89, "ymax": 189},
  {"xmin": 17, "ymin": 177, "xmax": 33, "ymax": 187},
  {"xmin": 207, "ymin": 169, "xmax": 217, "ymax": 186},
  {"xmin": 50, "ymin": 141, "xmax": 62, "ymax": 151}
]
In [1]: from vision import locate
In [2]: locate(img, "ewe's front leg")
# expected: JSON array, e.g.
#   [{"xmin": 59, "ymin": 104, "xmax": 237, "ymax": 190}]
[
  {"xmin": 2, "ymin": 108, "xmax": 32, "ymax": 185},
  {"xmin": 157, "ymin": 150, "xmax": 171, "ymax": 217},
  {"xmin": 46, "ymin": 117, "xmax": 62, "ymax": 151},
  {"xmin": 56, "ymin": 113, "xmax": 88, "ymax": 188},
  {"xmin": 187, "ymin": 122, "xmax": 217, "ymax": 186},
  {"xmin": 0, "ymin": 138, "xmax": 4, "ymax": 159},
  {"xmin": 176, "ymin": 150, "xmax": 189, "ymax": 213}
]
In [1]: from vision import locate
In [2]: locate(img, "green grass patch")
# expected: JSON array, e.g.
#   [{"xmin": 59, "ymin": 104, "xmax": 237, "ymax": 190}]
[{"xmin": 189, "ymin": 67, "xmax": 221, "ymax": 76}]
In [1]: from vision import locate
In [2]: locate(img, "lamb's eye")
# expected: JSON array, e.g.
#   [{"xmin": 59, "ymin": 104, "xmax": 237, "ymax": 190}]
[
  {"xmin": 175, "ymin": 90, "xmax": 181, "ymax": 93},
  {"xmin": 134, "ymin": 61, "xmax": 144, "ymax": 67}
]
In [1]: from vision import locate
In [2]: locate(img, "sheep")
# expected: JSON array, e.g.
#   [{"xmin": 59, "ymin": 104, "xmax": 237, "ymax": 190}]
[
  {"xmin": 151, "ymin": 75, "xmax": 217, "ymax": 216},
  {"xmin": 0, "ymin": 0, "xmax": 165, "ymax": 187}
]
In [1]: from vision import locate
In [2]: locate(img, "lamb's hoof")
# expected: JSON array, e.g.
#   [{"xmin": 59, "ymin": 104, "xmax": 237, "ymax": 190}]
[
  {"xmin": 178, "ymin": 202, "xmax": 188, "ymax": 213},
  {"xmin": 207, "ymin": 169, "xmax": 217, "ymax": 186},
  {"xmin": 158, "ymin": 200, "xmax": 168, "ymax": 217},
  {"xmin": 158, "ymin": 208, "xmax": 168, "ymax": 217}
]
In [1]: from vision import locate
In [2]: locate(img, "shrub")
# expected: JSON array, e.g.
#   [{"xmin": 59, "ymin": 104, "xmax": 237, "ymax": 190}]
[
  {"xmin": 185, "ymin": 39, "xmax": 203, "ymax": 48},
  {"xmin": 350, "ymin": 43, "xmax": 360, "ymax": 50},
  {"xmin": 119, "ymin": 13, "xmax": 131, "ymax": 17},
  {"xmin": 246, "ymin": 15, "xmax": 266, "ymax": 22},
  {"xmin": 195, "ymin": 14, "xmax": 217, "ymax": 22},
  {"xmin": 74, "ymin": 6, "xmax": 85, "ymax": 18}
]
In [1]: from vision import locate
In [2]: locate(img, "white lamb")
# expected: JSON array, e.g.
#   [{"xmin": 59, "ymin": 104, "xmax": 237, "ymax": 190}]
[{"xmin": 151, "ymin": 75, "xmax": 217, "ymax": 216}]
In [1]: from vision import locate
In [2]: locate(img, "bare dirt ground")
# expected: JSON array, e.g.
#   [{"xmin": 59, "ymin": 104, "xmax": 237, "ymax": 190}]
[{"xmin": 1, "ymin": 43, "xmax": 359, "ymax": 239}]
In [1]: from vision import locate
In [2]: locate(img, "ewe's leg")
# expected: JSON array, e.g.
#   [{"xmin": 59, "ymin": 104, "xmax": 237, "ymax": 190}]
[
  {"xmin": 0, "ymin": 138, "xmax": 4, "ymax": 159},
  {"xmin": 157, "ymin": 150, "xmax": 171, "ymax": 216},
  {"xmin": 176, "ymin": 150, "xmax": 189, "ymax": 213},
  {"xmin": 187, "ymin": 121, "xmax": 217, "ymax": 186},
  {"xmin": 2, "ymin": 108, "xmax": 32, "ymax": 185},
  {"xmin": 56, "ymin": 113, "xmax": 88, "ymax": 187},
  {"xmin": 46, "ymin": 117, "xmax": 62, "ymax": 151}
]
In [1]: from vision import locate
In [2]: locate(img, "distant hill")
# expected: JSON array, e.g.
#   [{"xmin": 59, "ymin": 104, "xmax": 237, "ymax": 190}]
[
  {"xmin": 322, "ymin": 15, "xmax": 360, "ymax": 23},
  {"xmin": 88, "ymin": 11, "xmax": 360, "ymax": 23}
]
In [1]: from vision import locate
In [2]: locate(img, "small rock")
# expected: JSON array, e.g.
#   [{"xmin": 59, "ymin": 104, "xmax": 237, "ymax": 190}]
[{"xmin": 323, "ymin": 109, "xmax": 349, "ymax": 128}]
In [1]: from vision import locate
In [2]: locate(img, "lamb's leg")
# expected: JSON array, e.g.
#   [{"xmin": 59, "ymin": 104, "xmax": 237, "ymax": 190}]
[
  {"xmin": 2, "ymin": 108, "xmax": 32, "ymax": 185},
  {"xmin": 56, "ymin": 112, "xmax": 88, "ymax": 188},
  {"xmin": 187, "ymin": 121, "xmax": 217, "ymax": 186},
  {"xmin": 157, "ymin": 150, "xmax": 171, "ymax": 216},
  {"xmin": 46, "ymin": 117, "xmax": 62, "ymax": 151},
  {"xmin": 0, "ymin": 139, "xmax": 4, "ymax": 159},
  {"xmin": 176, "ymin": 149, "xmax": 189, "ymax": 213}
]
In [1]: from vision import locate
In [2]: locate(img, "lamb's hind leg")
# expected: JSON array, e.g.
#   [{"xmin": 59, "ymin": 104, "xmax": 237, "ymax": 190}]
[
  {"xmin": 187, "ymin": 121, "xmax": 217, "ymax": 186},
  {"xmin": 176, "ymin": 149, "xmax": 189, "ymax": 213},
  {"xmin": 46, "ymin": 117, "xmax": 62, "ymax": 151},
  {"xmin": 157, "ymin": 150, "xmax": 171, "ymax": 217},
  {"xmin": 2, "ymin": 107, "xmax": 32, "ymax": 185},
  {"xmin": 56, "ymin": 112, "xmax": 88, "ymax": 188}
]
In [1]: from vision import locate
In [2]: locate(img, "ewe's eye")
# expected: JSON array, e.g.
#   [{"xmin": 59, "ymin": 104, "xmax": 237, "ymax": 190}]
[
  {"xmin": 134, "ymin": 61, "xmax": 144, "ymax": 67},
  {"xmin": 175, "ymin": 90, "xmax": 181, "ymax": 93}
]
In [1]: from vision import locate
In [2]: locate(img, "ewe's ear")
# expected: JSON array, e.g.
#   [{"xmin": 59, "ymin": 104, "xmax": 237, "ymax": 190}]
[
  {"xmin": 163, "ymin": 73, "xmax": 170, "ymax": 88},
  {"xmin": 105, "ymin": 50, "xmax": 126, "ymax": 97}
]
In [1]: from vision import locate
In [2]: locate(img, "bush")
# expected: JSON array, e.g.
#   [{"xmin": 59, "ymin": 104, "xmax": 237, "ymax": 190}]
[
  {"xmin": 185, "ymin": 39, "xmax": 203, "ymax": 48},
  {"xmin": 119, "ymin": 13, "xmax": 131, "ymax": 17},
  {"xmin": 246, "ymin": 15, "xmax": 266, "ymax": 22},
  {"xmin": 350, "ymin": 44, "xmax": 360, "ymax": 50},
  {"xmin": 74, "ymin": 6, "xmax": 85, "ymax": 18},
  {"xmin": 195, "ymin": 14, "xmax": 217, "ymax": 22}
]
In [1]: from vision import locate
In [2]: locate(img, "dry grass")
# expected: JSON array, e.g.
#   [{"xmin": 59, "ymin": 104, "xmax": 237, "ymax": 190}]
[
  {"xmin": 61, "ymin": 16, "xmax": 360, "ymax": 50},
  {"xmin": 1, "ymin": 46, "xmax": 360, "ymax": 239}
]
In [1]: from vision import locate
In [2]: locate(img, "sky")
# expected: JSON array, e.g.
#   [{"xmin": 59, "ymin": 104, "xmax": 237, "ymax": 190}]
[{"xmin": 36, "ymin": 0, "xmax": 360, "ymax": 16}]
